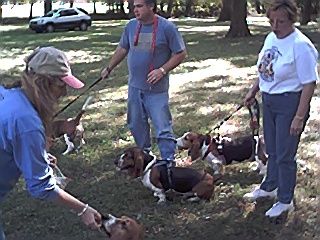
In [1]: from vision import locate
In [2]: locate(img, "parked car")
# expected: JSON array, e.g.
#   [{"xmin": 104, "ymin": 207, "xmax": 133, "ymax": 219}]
[{"xmin": 29, "ymin": 8, "xmax": 92, "ymax": 33}]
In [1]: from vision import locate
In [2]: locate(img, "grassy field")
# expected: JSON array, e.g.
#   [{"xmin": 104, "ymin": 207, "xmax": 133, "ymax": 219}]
[{"xmin": 0, "ymin": 18, "xmax": 319, "ymax": 240}]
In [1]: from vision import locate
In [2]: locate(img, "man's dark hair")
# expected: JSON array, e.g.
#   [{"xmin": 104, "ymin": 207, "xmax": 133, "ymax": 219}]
[{"xmin": 145, "ymin": 0, "xmax": 157, "ymax": 12}]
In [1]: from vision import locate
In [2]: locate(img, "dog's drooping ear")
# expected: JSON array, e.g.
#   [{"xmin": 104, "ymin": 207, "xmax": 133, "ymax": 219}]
[
  {"xmin": 101, "ymin": 214, "xmax": 144, "ymax": 240},
  {"xmin": 132, "ymin": 148, "xmax": 145, "ymax": 178}
]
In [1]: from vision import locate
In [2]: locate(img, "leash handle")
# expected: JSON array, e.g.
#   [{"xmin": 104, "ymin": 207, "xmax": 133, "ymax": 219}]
[{"xmin": 53, "ymin": 77, "xmax": 103, "ymax": 118}]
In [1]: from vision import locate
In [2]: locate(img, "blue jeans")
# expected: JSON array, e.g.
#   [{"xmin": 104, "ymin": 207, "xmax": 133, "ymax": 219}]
[
  {"xmin": 127, "ymin": 86, "xmax": 176, "ymax": 160},
  {"xmin": 260, "ymin": 92, "xmax": 308, "ymax": 204}
]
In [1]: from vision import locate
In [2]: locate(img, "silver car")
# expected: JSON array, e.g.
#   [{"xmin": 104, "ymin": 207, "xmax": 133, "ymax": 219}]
[{"xmin": 29, "ymin": 8, "xmax": 92, "ymax": 33}]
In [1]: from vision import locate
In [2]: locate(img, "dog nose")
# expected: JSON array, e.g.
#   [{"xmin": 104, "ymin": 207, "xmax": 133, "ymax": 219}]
[{"xmin": 114, "ymin": 158, "xmax": 119, "ymax": 165}]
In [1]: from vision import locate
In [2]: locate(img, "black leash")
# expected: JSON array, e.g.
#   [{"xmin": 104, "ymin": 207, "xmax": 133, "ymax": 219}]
[
  {"xmin": 53, "ymin": 77, "xmax": 103, "ymax": 118},
  {"xmin": 207, "ymin": 104, "xmax": 244, "ymax": 135},
  {"xmin": 247, "ymin": 98, "xmax": 260, "ymax": 161}
]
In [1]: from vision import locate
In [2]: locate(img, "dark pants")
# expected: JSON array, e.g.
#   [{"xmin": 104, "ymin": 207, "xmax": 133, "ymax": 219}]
[{"xmin": 260, "ymin": 91, "xmax": 309, "ymax": 204}]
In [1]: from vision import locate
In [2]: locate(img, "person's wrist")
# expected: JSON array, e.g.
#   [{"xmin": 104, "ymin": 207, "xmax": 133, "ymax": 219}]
[
  {"xmin": 159, "ymin": 67, "xmax": 166, "ymax": 75},
  {"xmin": 249, "ymin": 88, "xmax": 257, "ymax": 95},
  {"xmin": 77, "ymin": 204, "xmax": 89, "ymax": 216},
  {"xmin": 294, "ymin": 115, "xmax": 304, "ymax": 121},
  {"xmin": 106, "ymin": 66, "xmax": 112, "ymax": 74}
]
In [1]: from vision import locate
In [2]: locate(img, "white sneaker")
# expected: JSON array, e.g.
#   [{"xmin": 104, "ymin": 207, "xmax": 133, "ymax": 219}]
[
  {"xmin": 265, "ymin": 201, "xmax": 294, "ymax": 217},
  {"xmin": 243, "ymin": 186, "xmax": 277, "ymax": 201}
]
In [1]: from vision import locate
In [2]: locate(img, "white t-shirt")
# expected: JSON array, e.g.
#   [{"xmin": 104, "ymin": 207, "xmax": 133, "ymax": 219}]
[{"xmin": 257, "ymin": 28, "xmax": 319, "ymax": 94}]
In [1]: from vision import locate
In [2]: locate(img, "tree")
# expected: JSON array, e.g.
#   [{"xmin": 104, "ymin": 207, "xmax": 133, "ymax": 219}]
[
  {"xmin": 93, "ymin": 0, "xmax": 97, "ymax": 14},
  {"xmin": 217, "ymin": 0, "xmax": 233, "ymax": 21},
  {"xmin": 185, "ymin": 0, "xmax": 194, "ymax": 17},
  {"xmin": 128, "ymin": 0, "xmax": 134, "ymax": 17},
  {"xmin": 254, "ymin": 0, "xmax": 265, "ymax": 14},
  {"xmin": 0, "ymin": 0, "xmax": 3, "ymax": 21},
  {"xmin": 300, "ymin": 0, "xmax": 312, "ymax": 25},
  {"xmin": 167, "ymin": 0, "xmax": 174, "ymax": 15},
  {"xmin": 29, "ymin": 0, "xmax": 35, "ymax": 20},
  {"xmin": 69, "ymin": 0, "xmax": 74, "ymax": 8},
  {"xmin": 119, "ymin": 0, "xmax": 126, "ymax": 15},
  {"xmin": 44, "ymin": 0, "xmax": 52, "ymax": 15},
  {"xmin": 226, "ymin": 0, "xmax": 251, "ymax": 38}
]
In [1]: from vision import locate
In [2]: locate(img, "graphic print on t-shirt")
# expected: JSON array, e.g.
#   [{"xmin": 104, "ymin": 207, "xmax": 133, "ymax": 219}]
[
  {"xmin": 134, "ymin": 33, "xmax": 152, "ymax": 51},
  {"xmin": 258, "ymin": 46, "xmax": 282, "ymax": 82}
]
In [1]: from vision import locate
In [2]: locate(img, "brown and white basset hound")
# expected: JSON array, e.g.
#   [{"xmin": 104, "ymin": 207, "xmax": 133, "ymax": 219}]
[
  {"xmin": 48, "ymin": 96, "xmax": 92, "ymax": 155},
  {"xmin": 176, "ymin": 132, "xmax": 268, "ymax": 175},
  {"xmin": 114, "ymin": 147, "xmax": 219, "ymax": 204},
  {"xmin": 101, "ymin": 214, "xmax": 144, "ymax": 240}
]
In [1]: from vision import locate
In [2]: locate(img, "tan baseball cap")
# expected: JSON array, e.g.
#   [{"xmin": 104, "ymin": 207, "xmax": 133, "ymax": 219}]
[{"xmin": 25, "ymin": 46, "xmax": 84, "ymax": 89}]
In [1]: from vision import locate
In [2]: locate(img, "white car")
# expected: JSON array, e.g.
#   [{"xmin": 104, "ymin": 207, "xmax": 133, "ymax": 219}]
[{"xmin": 29, "ymin": 8, "xmax": 92, "ymax": 33}]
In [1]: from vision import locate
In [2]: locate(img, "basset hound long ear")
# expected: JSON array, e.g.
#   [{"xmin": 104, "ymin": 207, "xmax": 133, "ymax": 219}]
[
  {"xmin": 204, "ymin": 134, "xmax": 212, "ymax": 145},
  {"xmin": 132, "ymin": 148, "xmax": 145, "ymax": 178},
  {"xmin": 189, "ymin": 136, "xmax": 202, "ymax": 161}
]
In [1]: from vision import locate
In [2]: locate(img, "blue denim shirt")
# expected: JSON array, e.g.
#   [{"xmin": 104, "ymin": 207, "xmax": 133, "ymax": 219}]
[{"xmin": 0, "ymin": 86, "xmax": 59, "ymax": 202}]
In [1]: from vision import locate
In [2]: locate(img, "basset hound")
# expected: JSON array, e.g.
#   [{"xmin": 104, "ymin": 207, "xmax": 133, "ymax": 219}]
[
  {"xmin": 114, "ymin": 147, "xmax": 219, "ymax": 204},
  {"xmin": 49, "ymin": 96, "xmax": 92, "ymax": 155},
  {"xmin": 176, "ymin": 132, "xmax": 267, "ymax": 175},
  {"xmin": 101, "ymin": 214, "xmax": 144, "ymax": 240}
]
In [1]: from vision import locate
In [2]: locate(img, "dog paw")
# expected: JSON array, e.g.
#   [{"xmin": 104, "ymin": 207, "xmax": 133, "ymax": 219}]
[{"xmin": 157, "ymin": 200, "xmax": 167, "ymax": 206}]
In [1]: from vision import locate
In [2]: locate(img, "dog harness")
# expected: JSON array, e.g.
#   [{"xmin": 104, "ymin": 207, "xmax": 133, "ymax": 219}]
[{"xmin": 205, "ymin": 98, "xmax": 261, "ymax": 163}]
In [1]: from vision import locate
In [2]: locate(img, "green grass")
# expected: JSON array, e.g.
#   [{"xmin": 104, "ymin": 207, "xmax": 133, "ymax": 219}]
[{"xmin": 0, "ymin": 19, "xmax": 319, "ymax": 240}]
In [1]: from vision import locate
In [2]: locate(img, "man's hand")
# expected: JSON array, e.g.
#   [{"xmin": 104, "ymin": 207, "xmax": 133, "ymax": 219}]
[
  {"xmin": 101, "ymin": 66, "xmax": 111, "ymax": 79},
  {"xmin": 147, "ymin": 68, "xmax": 165, "ymax": 84}
]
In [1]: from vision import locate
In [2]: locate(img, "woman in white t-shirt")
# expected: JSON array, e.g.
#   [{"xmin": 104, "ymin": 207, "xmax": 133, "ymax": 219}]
[{"xmin": 243, "ymin": 0, "xmax": 318, "ymax": 218}]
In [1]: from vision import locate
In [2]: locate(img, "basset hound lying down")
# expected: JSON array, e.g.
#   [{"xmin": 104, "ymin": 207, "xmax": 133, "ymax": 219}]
[
  {"xmin": 114, "ymin": 147, "xmax": 220, "ymax": 204},
  {"xmin": 101, "ymin": 214, "xmax": 144, "ymax": 240},
  {"xmin": 176, "ymin": 132, "xmax": 268, "ymax": 176},
  {"xmin": 48, "ymin": 96, "xmax": 92, "ymax": 155}
]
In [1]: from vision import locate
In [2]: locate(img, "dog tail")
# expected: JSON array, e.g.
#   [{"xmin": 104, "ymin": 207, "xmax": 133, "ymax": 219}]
[
  {"xmin": 82, "ymin": 96, "xmax": 93, "ymax": 111},
  {"xmin": 74, "ymin": 96, "xmax": 93, "ymax": 124}
]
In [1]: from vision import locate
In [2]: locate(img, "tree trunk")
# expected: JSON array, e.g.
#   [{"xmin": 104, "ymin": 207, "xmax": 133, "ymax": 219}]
[
  {"xmin": 44, "ymin": 0, "xmax": 52, "ymax": 15},
  {"xmin": 29, "ymin": 2, "xmax": 34, "ymax": 20},
  {"xmin": 120, "ymin": 1, "xmax": 125, "ymax": 14},
  {"xmin": 93, "ymin": 1, "xmax": 96, "ymax": 14},
  {"xmin": 128, "ymin": 0, "xmax": 134, "ymax": 18},
  {"xmin": 167, "ymin": 0, "xmax": 174, "ymax": 15},
  {"xmin": 69, "ymin": 0, "xmax": 74, "ymax": 8},
  {"xmin": 255, "ymin": 0, "xmax": 261, "ymax": 14},
  {"xmin": 0, "ymin": 1, "xmax": 2, "ymax": 22},
  {"xmin": 184, "ymin": 0, "xmax": 193, "ymax": 17},
  {"xmin": 217, "ymin": 0, "xmax": 233, "ymax": 21},
  {"xmin": 160, "ymin": 1, "xmax": 164, "ymax": 12},
  {"xmin": 300, "ymin": 0, "xmax": 312, "ymax": 25},
  {"xmin": 226, "ymin": 0, "xmax": 251, "ymax": 38}
]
